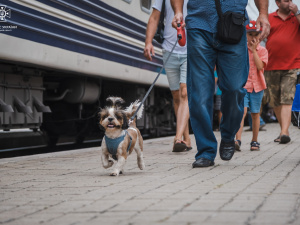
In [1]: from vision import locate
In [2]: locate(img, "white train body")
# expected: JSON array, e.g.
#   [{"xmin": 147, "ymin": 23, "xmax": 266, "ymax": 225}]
[{"xmin": 0, "ymin": 0, "xmax": 173, "ymax": 147}]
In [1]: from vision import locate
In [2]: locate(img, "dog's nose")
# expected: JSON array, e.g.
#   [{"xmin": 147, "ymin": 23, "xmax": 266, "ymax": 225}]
[{"xmin": 108, "ymin": 117, "xmax": 113, "ymax": 122}]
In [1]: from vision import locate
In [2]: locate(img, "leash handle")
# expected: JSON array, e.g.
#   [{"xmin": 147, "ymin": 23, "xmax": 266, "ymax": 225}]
[
  {"xmin": 177, "ymin": 22, "xmax": 186, "ymax": 46},
  {"xmin": 129, "ymin": 38, "xmax": 179, "ymax": 123}
]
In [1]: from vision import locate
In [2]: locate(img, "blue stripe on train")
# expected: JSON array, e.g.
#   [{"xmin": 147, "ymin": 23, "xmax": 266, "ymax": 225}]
[
  {"xmin": 35, "ymin": 0, "xmax": 148, "ymax": 43},
  {"xmin": 2, "ymin": 1, "xmax": 163, "ymax": 73}
]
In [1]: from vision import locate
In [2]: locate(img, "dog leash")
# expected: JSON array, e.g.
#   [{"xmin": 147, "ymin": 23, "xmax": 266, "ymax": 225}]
[{"xmin": 129, "ymin": 24, "xmax": 186, "ymax": 125}]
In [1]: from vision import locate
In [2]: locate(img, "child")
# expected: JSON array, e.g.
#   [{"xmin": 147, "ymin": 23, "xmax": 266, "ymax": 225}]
[
  {"xmin": 235, "ymin": 21, "xmax": 268, "ymax": 151},
  {"xmin": 214, "ymin": 67, "xmax": 222, "ymax": 131}
]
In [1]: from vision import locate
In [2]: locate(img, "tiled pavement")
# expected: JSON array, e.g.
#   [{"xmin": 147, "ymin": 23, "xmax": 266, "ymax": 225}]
[{"xmin": 0, "ymin": 123, "xmax": 300, "ymax": 225}]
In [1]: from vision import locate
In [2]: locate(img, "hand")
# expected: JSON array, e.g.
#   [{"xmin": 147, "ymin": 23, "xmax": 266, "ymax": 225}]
[
  {"xmin": 172, "ymin": 12, "xmax": 185, "ymax": 29},
  {"xmin": 144, "ymin": 43, "xmax": 155, "ymax": 61},
  {"xmin": 256, "ymin": 13, "xmax": 270, "ymax": 41},
  {"xmin": 249, "ymin": 38, "xmax": 259, "ymax": 52},
  {"xmin": 289, "ymin": 2, "xmax": 298, "ymax": 14}
]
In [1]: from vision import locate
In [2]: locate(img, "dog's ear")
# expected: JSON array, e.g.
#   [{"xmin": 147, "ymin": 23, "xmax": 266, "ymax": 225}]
[
  {"xmin": 98, "ymin": 108, "xmax": 106, "ymax": 131},
  {"xmin": 122, "ymin": 112, "xmax": 128, "ymax": 129},
  {"xmin": 98, "ymin": 123, "xmax": 105, "ymax": 131}
]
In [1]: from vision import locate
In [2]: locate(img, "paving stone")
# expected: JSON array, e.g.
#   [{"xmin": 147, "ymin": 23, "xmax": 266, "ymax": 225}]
[{"xmin": 0, "ymin": 123, "xmax": 299, "ymax": 224}]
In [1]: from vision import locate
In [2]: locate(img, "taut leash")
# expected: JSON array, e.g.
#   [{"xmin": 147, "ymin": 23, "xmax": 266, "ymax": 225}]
[
  {"xmin": 129, "ymin": 37, "xmax": 179, "ymax": 125},
  {"xmin": 129, "ymin": 23, "xmax": 186, "ymax": 125}
]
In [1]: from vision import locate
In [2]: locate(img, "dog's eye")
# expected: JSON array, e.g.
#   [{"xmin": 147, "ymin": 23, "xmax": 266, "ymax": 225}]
[
  {"xmin": 100, "ymin": 111, "xmax": 109, "ymax": 119},
  {"xmin": 116, "ymin": 114, "xmax": 123, "ymax": 120}
]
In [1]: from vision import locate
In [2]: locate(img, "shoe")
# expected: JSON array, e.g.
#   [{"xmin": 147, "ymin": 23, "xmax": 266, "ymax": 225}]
[
  {"xmin": 172, "ymin": 139, "xmax": 187, "ymax": 152},
  {"xmin": 279, "ymin": 135, "xmax": 291, "ymax": 144},
  {"xmin": 187, "ymin": 146, "xmax": 193, "ymax": 151},
  {"xmin": 274, "ymin": 135, "xmax": 281, "ymax": 142},
  {"xmin": 192, "ymin": 158, "xmax": 215, "ymax": 168},
  {"xmin": 250, "ymin": 141, "xmax": 260, "ymax": 151},
  {"xmin": 219, "ymin": 139, "xmax": 235, "ymax": 161},
  {"xmin": 235, "ymin": 140, "xmax": 241, "ymax": 151}
]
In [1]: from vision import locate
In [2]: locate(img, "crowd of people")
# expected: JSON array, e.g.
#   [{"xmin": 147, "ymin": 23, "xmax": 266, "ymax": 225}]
[{"xmin": 144, "ymin": 0, "xmax": 300, "ymax": 168}]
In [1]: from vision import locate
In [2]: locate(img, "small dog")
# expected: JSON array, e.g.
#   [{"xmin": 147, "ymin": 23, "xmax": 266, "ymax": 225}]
[{"xmin": 99, "ymin": 97, "xmax": 145, "ymax": 176}]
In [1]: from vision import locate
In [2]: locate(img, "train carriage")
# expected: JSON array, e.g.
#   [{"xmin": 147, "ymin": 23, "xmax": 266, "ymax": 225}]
[{"xmin": 0, "ymin": 0, "xmax": 175, "ymax": 149}]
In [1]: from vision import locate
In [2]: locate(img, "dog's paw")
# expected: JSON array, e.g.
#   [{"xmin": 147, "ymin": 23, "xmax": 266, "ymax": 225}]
[{"xmin": 138, "ymin": 161, "xmax": 145, "ymax": 170}]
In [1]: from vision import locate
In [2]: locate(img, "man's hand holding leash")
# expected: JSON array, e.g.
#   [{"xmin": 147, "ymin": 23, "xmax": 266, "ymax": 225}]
[{"xmin": 171, "ymin": 0, "xmax": 185, "ymax": 29}]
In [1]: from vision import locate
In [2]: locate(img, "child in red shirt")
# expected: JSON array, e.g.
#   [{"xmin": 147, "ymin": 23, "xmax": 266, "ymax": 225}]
[{"xmin": 235, "ymin": 21, "xmax": 268, "ymax": 151}]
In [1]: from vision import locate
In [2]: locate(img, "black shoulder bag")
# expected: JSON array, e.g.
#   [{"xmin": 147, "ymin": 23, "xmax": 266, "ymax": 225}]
[
  {"xmin": 153, "ymin": 0, "xmax": 166, "ymax": 44},
  {"xmin": 214, "ymin": 0, "xmax": 246, "ymax": 44}
]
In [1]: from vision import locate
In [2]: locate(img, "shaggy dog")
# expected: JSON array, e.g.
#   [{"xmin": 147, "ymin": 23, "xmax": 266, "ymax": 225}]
[{"xmin": 99, "ymin": 97, "xmax": 145, "ymax": 176}]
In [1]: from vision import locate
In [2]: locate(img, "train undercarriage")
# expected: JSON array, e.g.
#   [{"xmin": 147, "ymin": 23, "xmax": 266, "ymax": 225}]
[{"xmin": 0, "ymin": 62, "xmax": 176, "ymax": 150}]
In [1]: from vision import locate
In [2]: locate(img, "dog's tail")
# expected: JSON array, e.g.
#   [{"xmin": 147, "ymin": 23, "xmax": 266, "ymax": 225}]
[
  {"xmin": 124, "ymin": 100, "xmax": 143, "ymax": 119},
  {"xmin": 106, "ymin": 97, "xmax": 125, "ymax": 109}
]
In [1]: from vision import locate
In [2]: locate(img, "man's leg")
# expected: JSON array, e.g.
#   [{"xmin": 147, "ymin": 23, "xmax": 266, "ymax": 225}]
[
  {"xmin": 273, "ymin": 105, "xmax": 282, "ymax": 128},
  {"xmin": 171, "ymin": 90, "xmax": 180, "ymax": 117},
  {"xmin": 216, "ymin": 31, "xmax": 249, "ymax": 143},
  {"xmin": 175, "ymin": 83, "xmax": 191, "ymax": 147},
  {"xmin": 279, "ymin": 104, "xmax": 292, "ymax": 136},
  {"xmin": 264, "ymin": 70, "xmax": 283, "ymax": 140},
  {"xmin": 216, "ymin": 30, "xmax": 249, "ymax": 160},
  {"xmin": 187, "ymin": 29, "xmax": 217, "ymax": 163},
  {"xmin": 278, "ymin": 69, "xmax": 298, "ymax": 139},
  {"xmin": 163, "ymin": 50, "xmax": 185, "ymax": 149}
]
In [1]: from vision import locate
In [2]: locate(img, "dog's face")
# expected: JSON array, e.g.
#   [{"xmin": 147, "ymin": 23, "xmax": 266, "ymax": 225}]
[{"xmin": 99, "ymin": 107, "xmax": 128, "ymax": 132}]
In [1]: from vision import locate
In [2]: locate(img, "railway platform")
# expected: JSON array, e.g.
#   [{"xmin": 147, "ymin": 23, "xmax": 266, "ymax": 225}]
[{"xmin": 1, "ymin": 123, "xmax": 300, "ymax": 225}]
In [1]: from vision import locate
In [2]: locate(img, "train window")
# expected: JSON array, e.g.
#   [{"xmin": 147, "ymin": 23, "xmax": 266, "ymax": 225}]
[
  {"xmin": 141, "ymin": 0, "xmax": 152, "ymax": 14},
  {"xmin": 123, "ymin": 0, "xmax": 132, "ymax": 3}
]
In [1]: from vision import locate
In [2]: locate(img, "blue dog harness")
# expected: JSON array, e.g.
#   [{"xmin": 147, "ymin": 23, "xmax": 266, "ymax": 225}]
[{"xmin": 104, "ymin": 130, "xmax": 132, "ymax": 160}]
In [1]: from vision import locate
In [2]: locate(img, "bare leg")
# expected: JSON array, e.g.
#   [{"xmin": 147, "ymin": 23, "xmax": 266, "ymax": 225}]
[
  {"xmin": 174, "ymin": 84, "xmax": 190, "ymax": 145},
  {"xmin": 235, "ymin": 107, "xmax": 247, "ymax": 141},
  {"xmin": 273, "ymin": 105, "xmax": 282, "ymax": 129},
  {"xmin": 280, "ymin": 104, "xmax": 292, "ymax": 136},
  {"xmin": 171, "ymin": 90, "xmax": 179, "ymax": 117},
  {"xmin": 217, "ymin": 110, "xmax": 222, "ymax": 129},
  {"xmin": 251, "ymin": 113, "xmax": 260, "ymax": 142}
]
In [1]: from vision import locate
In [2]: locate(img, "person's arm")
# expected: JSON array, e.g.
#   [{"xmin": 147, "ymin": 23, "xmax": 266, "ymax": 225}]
[
  {"xmin": 254, "ymin": 0, "xmax": 270, "ymax": 41},
  {"xmin": 144, "ymin": 9, "xmax": 161, "ymax": 61},
  {"xmin": 249, "ymin": 39, "xmax": 264, "ymax": 71},
  {"xmin": 252, "ymin": 49, "xmax": 264, "ymax": 71},
  {"xmin": 289, "ymin": 2, "xmax": 300, "ymax": 24},
  {"xmin": 171, "ymin": 0, "xmax": 184, "ymax": 29}
]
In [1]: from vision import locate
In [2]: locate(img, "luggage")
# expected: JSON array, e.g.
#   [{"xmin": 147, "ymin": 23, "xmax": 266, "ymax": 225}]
[{"xmin": 291, "ymin": 72, "xmax": 300, "ymax": 129}]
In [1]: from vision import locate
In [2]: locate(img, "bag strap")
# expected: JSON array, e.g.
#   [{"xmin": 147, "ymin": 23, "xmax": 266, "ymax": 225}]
[
  {"xmin": 159, "ymin": 0, "xmax": 166, "ymax": 26},
  {"xmin": 214, "ymin": 0, "xmax": 222, "ymax": 18}
]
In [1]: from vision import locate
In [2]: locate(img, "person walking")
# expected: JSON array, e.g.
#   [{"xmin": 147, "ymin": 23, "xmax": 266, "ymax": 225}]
[
  {"xmin": 214, "ymin": 68, "xmax": 222, "ymax": 131},
  {"xmin": 144, "ymin": 0, "xmax": 191, "ymax": 152},
  {"xmin": 264, "ymin": 0, "xmax": 300, "ymax": 144},
  {"xmin": 235, "ymin": 20, "xmax": 268, "ymax": 151},
  {"xmin": 171, "ymin": 0, "xmax": 270, "ymax": 167}
]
